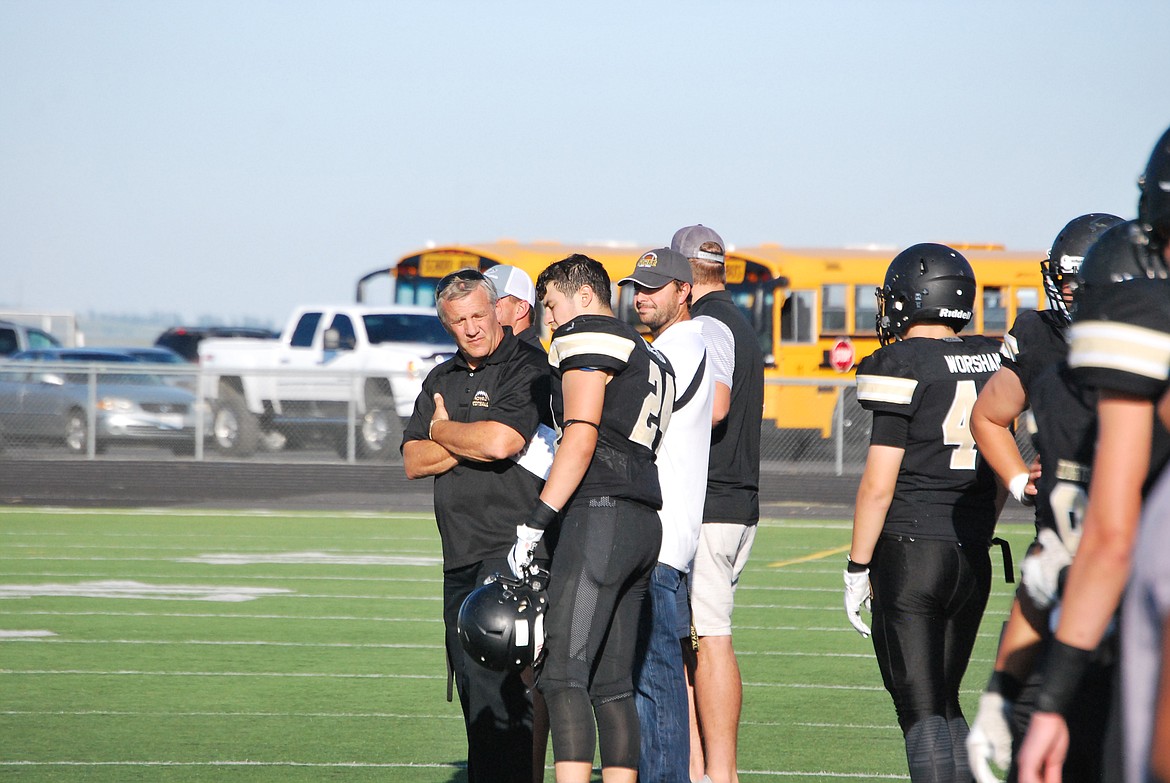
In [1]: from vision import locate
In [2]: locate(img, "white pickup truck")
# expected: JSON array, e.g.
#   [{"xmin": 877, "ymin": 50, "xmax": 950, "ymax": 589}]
[{"xmin": 198, "ymin": 305, "xmax": 455, "ymax": 459}]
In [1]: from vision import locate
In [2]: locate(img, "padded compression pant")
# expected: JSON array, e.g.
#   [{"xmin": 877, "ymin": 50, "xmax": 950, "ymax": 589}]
[
  {"xmin": 537, "ymin": 496, "xmax": 660, "ymax": 765},
  {"xmin": 870, "ymin": 536, "xmax": 991, "ymax": 783}
]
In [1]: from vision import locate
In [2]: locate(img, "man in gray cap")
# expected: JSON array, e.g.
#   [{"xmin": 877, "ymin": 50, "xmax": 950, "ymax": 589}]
[
  {"xmin": 484, "ymin": 265, "xmax": 541, "ymax": 348},
  {"xmin": 671, "ymin": 224, "xmax": 763, "ymax": 783},
  {"xmin": 618, "ymin": 248, "xmax": 717, "ymax": 783}
]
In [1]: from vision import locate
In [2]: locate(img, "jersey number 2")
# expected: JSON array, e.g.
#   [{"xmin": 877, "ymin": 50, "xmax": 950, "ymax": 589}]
[
  {"xmin": 630, "ymin": 362, "xmax": 675, "ymax": 452},
  {"xmin": 942, "ymin": 380, "xmax": 978, "ymax": 471}
]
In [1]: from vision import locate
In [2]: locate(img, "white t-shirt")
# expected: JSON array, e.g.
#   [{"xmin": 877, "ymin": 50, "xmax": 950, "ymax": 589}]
[
  {"xmin": 652, "ymin": 319, "xmax": 715, "ymax": 572},
  {"xmin": 693, "ymin": 314, "xmax": 734, "ymax": 392}
]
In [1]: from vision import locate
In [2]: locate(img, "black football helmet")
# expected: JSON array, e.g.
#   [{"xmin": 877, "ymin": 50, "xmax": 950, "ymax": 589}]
[
  {"xmin": 1041, "ymin": 213, "xmax": 1125, "ymax": 324},
  {"xmin": 1138, "ymin": 125, "xmax": 1170, "ymax": 254},
  {"xmin": 1069, "ymin": 220, "xmax": 1168, "ymax": 320},
  {"xmin": 457, "ymin": 571, "xmax": 548, "ymax": 672},
  {"xmin": 876, "ymin": 243, "xmax": 976, "ymax": 345}
]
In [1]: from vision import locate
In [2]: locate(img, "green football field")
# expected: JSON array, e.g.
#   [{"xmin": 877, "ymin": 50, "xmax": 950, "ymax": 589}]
[{"xmin": 0, "ymin": 508, "xmax": 1034, "ymax": 782}]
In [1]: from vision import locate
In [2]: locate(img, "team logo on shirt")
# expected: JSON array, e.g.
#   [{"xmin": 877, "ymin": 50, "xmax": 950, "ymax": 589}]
[{"xmin": 472, "ymin": 390, "xmax": 490, "ymax": 408}]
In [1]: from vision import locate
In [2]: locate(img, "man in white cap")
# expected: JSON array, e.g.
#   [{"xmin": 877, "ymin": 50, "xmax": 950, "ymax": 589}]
[
  {"xmin": 484, "ymin": 265, "xmax": 541, "ymax": 348},
  {"xmin": 617, "ymin": 248, "xmax": 716, "ymax": 783},
  {"xmin": 671, "ymin": 224, "xmax": 763, "ymax": 783}
]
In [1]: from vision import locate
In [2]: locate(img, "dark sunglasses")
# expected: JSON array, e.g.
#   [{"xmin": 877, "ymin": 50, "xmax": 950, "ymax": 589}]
[{"xmin": 435, "ymin": 268, "xmax": 487, "ymax": 296}]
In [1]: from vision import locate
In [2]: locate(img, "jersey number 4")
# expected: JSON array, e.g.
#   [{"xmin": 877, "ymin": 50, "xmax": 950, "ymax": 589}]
[{"xmin": 942, "ymin": 379, "xmax": 978, "ymax": 471}]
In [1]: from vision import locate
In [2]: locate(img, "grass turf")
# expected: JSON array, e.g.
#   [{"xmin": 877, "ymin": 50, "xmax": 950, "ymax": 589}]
[{"xmin": 0, "ymin": 508, "xmax": 1035, "ymax": 782}]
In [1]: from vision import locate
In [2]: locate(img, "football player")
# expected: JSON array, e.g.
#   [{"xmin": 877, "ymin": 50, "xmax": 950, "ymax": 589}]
[
  {"xmin": 965, "ymin": 213, "xmax": 1121, "ymax": 781},
  {"xmin": 1018, "ymin": 124, "xmax": 1170, "ymax": 783},
  {"xmin": 508, "ymin": 254, "xmax": 675, "ymax": 783},
  {"xmin": 846, "ymin": 243, "xmax": 1006, "ymax": 782}
]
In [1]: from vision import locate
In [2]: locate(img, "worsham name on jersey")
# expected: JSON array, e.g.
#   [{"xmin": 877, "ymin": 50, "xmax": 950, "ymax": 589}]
[{"xmin": 943, "ymin": 352, "xmax": 1001, "ymax": 375}]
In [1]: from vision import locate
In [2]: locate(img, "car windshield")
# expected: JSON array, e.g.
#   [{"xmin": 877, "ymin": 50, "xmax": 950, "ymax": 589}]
[{"xmin": 363, "ymin": 314, "xmax": 452, "ymax": 346}]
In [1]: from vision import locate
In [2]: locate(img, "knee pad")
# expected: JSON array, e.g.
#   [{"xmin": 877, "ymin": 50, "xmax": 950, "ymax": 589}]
[
  {"xmin": 594, "ymin": 693, "xmax": 639, "ymax": 769},
  {"xmin": 544, "ymin": 687, "xmax": 595, "ymax": 764}
]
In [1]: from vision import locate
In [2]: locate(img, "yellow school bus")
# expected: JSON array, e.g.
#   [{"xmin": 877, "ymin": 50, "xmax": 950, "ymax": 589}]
[
  {"xmin": 356, "ymin": 239, "xmax": 1044, "ymax": 438},
  {"xmin": 729, "ymin": 243, "xmax": 1044, "ymax": 438}
]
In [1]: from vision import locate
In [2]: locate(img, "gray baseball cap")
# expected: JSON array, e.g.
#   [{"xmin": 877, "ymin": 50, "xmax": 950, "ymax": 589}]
[
  {"xmin": 617, "ymin": 248, "xmax": 693, "ymax": 288},
  {"xmin": 671, "ymin": 224, "xmax": 725, "ymax": 264}
]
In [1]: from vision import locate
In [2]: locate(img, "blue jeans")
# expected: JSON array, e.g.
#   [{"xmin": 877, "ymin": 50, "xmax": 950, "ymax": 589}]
[{"xmin": 634, "ymin": 563, "xmax": 690, "ymax": 783}]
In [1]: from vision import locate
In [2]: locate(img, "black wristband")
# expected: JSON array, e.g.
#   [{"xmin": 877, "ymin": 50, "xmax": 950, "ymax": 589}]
[
  {"xmin": 846, "ymin": 558, "xmax": 870, "ymax": 573},
  {"xmin": 1035, "ymin": 640, "xmax": 1093, "ymax": 716},
  {"xmin": 526, "ymin": 501, "xmax": 559, "ymax": 532},
  {"xmin": 986, "ymin": 670, "xmax": 1024, "ymax": 702}
]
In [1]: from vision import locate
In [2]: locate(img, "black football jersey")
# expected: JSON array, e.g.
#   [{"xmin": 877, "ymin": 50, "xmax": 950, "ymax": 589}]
[
  {"xmin": 1028, "ymin": 362, "xmax": 1097, "ymax": 551},
  {"xmin": 855, "ymin": 335, "xmax": 1003, "ymax": 544},
  {"xmin": 548, "ymin": 314, "xmax": 675, "ymax": 509},
  {"xmin": 1000, "ymin": 309, "xmax": 1069, "ymax": 394},
  {"xmin": 1067, "ymin": 276, "xmax": 1170, "ymax": 488}
]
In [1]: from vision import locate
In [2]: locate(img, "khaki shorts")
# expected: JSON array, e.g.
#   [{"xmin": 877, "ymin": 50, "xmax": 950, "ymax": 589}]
[{"xmin": 689, "ymin": 522, "xmax": 757, "ymax": 637}]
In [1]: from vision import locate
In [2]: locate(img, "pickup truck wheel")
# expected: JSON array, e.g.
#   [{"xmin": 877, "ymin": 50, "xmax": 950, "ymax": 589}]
[
  {"xmin": 355, "ymin": 398, "xmax": 403, "ymax": 460},
  {"xmin": 211, "ymin": 389, "xmax": 260, "ymax": 457}
]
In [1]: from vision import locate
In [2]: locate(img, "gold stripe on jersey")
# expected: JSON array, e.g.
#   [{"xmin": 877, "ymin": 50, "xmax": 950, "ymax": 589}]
[
  {"xmin": 856, "ymin": 374, "xmax": 918, "ymax": 405},
  {"xmin": 1068, "ymin": 321, "xmax": 1170, "ymax": 382},
  {"xmin": 548, "ymin": 330, "xmax": 637, "ymax": 370},
  {"xmin": 1001, "ymin": 332, "xmax": 1019, "ymax": 361}
]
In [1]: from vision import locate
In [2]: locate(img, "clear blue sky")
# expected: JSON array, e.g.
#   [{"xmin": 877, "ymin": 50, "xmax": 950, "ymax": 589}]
[{"xmin": 2, "ymin": 0, "xmax": 1167, "ymax": 328}]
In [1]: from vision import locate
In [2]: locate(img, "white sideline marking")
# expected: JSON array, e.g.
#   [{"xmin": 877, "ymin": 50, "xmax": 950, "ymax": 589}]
[
  {"xmin": 0, "ymin": 630, "xmax": 56, "ymax": 638},
  {"xmin": 0, "ymin": 508, "xmax": 430, "ymax": 521},
  {"xmin": 180, "ymin": 552, "xmax": 443, "ymax": 566},
  {"xmin": 0, "ymin": 669, "xmax": 443, "ymax": 679},
  {"xmin": 1, "ymin": 709, "xmax": 460, "ymax": 719},
  {"xmin": 4, "ymin": 609, "xmax": 442, "ymax": 623},
  {"xmin": 5, "ymin": 638, "xmax": 442, "ymax": 650},
  {"xmin": 0, "ymin": 581, "xmax": 291, "ymax": 602},
  {"xmin": 0, "ymin": 761, "xmax": 908, "ymax": 778},
  {"xmin": 796, "ymin": 722, "xmax": 900, "ymax": 730},
  {"xmin": 0, "ymin": 571, "xmax": 441, "ymax": 584}
]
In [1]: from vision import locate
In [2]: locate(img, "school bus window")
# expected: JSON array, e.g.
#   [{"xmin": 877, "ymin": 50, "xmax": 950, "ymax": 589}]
[
  {"xmin": 983, "ymin": 287, "xmax": 1007, "ymax": 333},
  {"xmin": 780, "ymin": 290, "xmax": 816, "ymax": 344},
  {"xmin": 1017, "ymin": 287, "xmax": 1039, "ymax": 311},
  {"xmin": 854, "ymin": 285, "xmax": 878, "ymax": 336},
  {"xmin": 821, "ymin": 285, "xmax": 847, "ymax": 333}
]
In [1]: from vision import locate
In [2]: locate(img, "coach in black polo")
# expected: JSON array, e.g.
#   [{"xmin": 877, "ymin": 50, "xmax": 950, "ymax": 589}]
[{"xmin": 402, "ymin": 268, "xmax": 554, "ymax": 783}]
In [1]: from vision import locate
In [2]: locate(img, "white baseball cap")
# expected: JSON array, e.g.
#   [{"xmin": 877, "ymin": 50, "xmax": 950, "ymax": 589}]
[{"xmin": 484, "ymin": 265, "xmax": 536, "ymax": 307}]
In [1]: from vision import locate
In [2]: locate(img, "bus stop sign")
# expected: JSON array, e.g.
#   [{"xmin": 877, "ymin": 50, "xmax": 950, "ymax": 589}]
[{"xmin": 830, "ymin": 338, "xmax": 855, "ymax": 373}]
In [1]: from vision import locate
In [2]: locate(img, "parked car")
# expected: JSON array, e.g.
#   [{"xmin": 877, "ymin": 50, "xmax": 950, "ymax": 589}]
[
  {"xmin": 155, "ymin": 326, "xmax": 279, "ymax": 362},
  {"xmin": 0, "ymin": 348, "xmax": 199, "ymax": 455},
  {"xmin": 101, "ymin": 346, "xmax": 196, "ymax": 391},
  {"xmin": 0, "ymin": 319, "xmax": 62, "ymax": 357}
]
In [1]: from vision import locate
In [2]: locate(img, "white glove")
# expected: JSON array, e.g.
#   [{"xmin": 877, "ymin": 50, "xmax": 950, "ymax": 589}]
[
  {"xmin": 843, "ymin": 568, "xmax": 872, "ymax": 637},
  {"xmin": 967, "ymin": 690, "xmax": 1014, "ymax": 783},
  {"xmin": 1021, "ymin": 528, "xmax": 1072, "ymax": 610},
  {"xmin": 507, "ymin": 524, "xmax": 544, "ymax": 579},
  {"xmin": 1008, "ymin": 472, "xmax": 1034, "ymax": 507}
]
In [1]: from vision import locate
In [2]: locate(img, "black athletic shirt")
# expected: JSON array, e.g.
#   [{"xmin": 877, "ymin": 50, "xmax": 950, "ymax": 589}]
[
  {"xmin": 856, "ymin": 335, "xmax": 1003, "ymax": 545},
  {"xmin": 1068, "ymin": 277, "xmax": 1170, "ymax": 488},
  {"xmin": 1028, "ymin": 362, "xmax": 1097, "ymax": 549},
  {"xmin": 1000, "ymin": 308, "xmax": 1069, "ymax": 392},
  {"xmin": 402, "ymin": 329, "xmax": 552, "ymax": 570},
  {"xmin": 547, "ymin": 314, "xmax": 674, "ymax": 510},
  {"xmin": 690, "ymin": 290, "xmax": 764, "ymax": 525}
]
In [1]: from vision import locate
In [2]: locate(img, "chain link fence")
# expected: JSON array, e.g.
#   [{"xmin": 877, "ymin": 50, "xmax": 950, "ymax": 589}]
[{"xmin": 0, "ymin": 362, "xmax": 1033, "ymax": 479}]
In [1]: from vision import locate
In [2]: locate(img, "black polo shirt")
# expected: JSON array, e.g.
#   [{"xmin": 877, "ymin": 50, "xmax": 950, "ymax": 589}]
[
  {"xmin": 690, "ymin": 290, "xmax": 764, "ymax": 525},
  {"xmin": 402, "ymin": 329, "xmax": 552, "ymax": 570}
]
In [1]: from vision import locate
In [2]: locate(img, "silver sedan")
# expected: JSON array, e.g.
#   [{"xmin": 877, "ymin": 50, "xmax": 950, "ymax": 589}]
[{"xmin": 0, "ymin": 349, "xmax": 199, "ymax": 455}]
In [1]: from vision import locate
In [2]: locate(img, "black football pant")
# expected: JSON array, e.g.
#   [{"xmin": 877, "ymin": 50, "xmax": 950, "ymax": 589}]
[
  {"xmin": 870, "ymin": 536, "xmax": 991, "ymax": 783},
  {"xmin": 536, "ymin": 496, "xmax": 661, "ymax": 769},
  {"xmin": 444, "ymin": 557, "xmax": 535, "ymax": 783}
]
